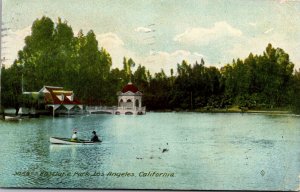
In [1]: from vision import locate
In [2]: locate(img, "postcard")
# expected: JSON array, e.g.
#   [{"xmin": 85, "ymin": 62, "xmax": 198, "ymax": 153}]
[{"xmin": 0, "ymin": 0, "xmax": 299, "ymax": 191}]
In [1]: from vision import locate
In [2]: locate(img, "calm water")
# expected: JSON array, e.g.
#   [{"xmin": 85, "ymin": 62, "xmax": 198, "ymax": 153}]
[{"xmin": 0, "ymin": 112, "xmax": 299, "ymax": 190}]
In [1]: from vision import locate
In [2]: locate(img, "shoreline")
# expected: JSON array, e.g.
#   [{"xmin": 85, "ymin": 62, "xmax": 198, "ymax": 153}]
[
  {"xmin": 149, "ymin": 108, "xmax": 294, "ymax": 115},
  {"xmin": 1, "ymin": 108, "xmax": 296, "ymax": 119}
]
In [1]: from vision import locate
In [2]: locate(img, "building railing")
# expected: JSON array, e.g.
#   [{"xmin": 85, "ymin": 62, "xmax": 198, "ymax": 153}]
[
  {"xmin": 86, "ymin": 106, "xmax": 146, "ymax": 112},
  {"xmin": 87, "ymin": 106, "xmax": 117, "ymax": 110}
]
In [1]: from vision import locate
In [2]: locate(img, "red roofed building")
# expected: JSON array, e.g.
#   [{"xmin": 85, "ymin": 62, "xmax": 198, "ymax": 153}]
[
  {"xmin": 121, "ymin": 83, "xmax": 139, "ymax": 93},
  {"xmin": 116, "ymin": 82, "xmax": 146, "ymax": 115},
  {"xmin": 39, "ymin": 86, "xmax": 83, "ymax": 116}
]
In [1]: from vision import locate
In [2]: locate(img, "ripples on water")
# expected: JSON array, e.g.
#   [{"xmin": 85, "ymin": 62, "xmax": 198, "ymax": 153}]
[{"xmin": 0, "ymin": 113, "xmax": 299, "ymax": 190}]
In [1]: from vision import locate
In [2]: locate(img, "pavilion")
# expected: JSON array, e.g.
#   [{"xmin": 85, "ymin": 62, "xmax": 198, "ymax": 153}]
[{"xmin": 116, "ymin": 82, "xmax": 146, "ymax": 115}]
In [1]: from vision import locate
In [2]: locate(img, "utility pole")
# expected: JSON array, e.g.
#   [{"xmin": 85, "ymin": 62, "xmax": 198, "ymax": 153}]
[
  {"xmin": 190, "ymin": 91, "xmax": 193, "ymax": 110},
  {"xmin": 0, "ymin": 0, "xmax": 10, "ymax": 118},
  {"xmin": 0, "ymin": 0, "xmax": 3, "ymax": 116},
  {"xmin": 0, "ymin": 0, "xmax": 7, "ymax": 117}
]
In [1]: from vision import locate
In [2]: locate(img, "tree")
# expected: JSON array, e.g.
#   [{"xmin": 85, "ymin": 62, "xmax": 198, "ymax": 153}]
[
  {"xmin": 12, "ymin": 17, "xmax": 114, "ymax": 107},
  {"xmin": 133, "ymin": 64, "xmax": 149, "ymax": 91},
  {"xmin": 291, "ymin": 69, "xmax": 300, "ymax": 113},
  {"xmin": 1, "ymin": 64, "xmax": 23, "ymax": 114},
  {"xmin": 75, "ymin": 30, "xmax": 112, "ymax": 105}
]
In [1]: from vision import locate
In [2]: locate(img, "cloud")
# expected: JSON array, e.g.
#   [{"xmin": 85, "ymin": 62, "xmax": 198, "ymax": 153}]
[
  {"xmin": 279, "ymin": 0, "xmax": 289, "ymax": 3},
  {"xmin": 228, "ymin": 32, "xmax": 300, "ymax": 69},
  {"xmin": 96, "ymin": 32, "xmax": 207, "ymax": 75},
  {"xmin": 143, "ymin": 50, "xmax": 206, "ymax": 75},
  {"xmin": 96, "ymin": 32, "xmax": 138, "ymax": 69},
  {"xmin": 97, "ymin": 32, "xmax": 124, "ymax": 48},
  {"xmin": 193, "ymin": 52, "xmax": 205, "ymax": 58},
  {"xmin": 249, "ymin": 22, "xmax": 257, "ymax": 27},
  {"xmin": 2, "ymin": 26, "xmax": 31, "ymax": 66},
  {"xmin": 229, "ymin": 37, "xmax": 269, "ymax": 60},
  {"xmin": 134, "ymin": 27, "xmax": 152, "ymax": 33},
  {"xmin": 264, "ymin": 28, "xmax": 274, "ymax": 34},
  {"xmin": 97, "ymin": 32, "xmax": 208, "ymax": 74},
  {"xmin": 173, "ymin": 21, "xmax": 242, "ymax": 44}
]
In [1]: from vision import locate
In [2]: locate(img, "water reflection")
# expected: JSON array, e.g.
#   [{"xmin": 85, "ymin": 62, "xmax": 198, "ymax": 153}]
[
  {"xmin": 0, "ymin": 113, "xmax": 299, "ymax": 190},
  {"xmin": 49, "ymin": 144, "xmax": 78, "ymax": 158}
]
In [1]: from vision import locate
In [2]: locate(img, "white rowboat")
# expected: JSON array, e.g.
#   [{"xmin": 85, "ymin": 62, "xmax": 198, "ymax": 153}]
[
  {"xmin": 50, "ymin": 137, "xmax": 100, "ymax": 145},
  {"xmin": 4, "ymin": 116, "xmax": 21, "ymax": 121}
]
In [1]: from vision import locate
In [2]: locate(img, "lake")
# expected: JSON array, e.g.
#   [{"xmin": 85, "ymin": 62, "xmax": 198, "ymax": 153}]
[{"xmin": 0, "ymin": 112, "xmax": 299, "ymax": 190}]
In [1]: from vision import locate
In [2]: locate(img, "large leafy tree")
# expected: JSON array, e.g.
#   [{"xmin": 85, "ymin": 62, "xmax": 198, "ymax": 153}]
[
  {"xmin": 221, "ymin": 43, "xmax": 294, "ymax": 108},
  {"xmin": 1, "ymin": 64, "xmax": 23, "ymax": 114},
  {"xmin": 16, "ymin": 16, "xmax": 55, "ymax": 91},
  {"xmin": 291, "ymin": 69, "xmax": 300, "ymax": 113},
  {"xmin": 13, "ymin": 17, "xmax": 112, "ymax": 106}
]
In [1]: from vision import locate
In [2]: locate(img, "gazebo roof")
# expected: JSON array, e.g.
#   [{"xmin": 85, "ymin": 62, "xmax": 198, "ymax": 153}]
[{"xmin": 121, "ymin": 82, "xmax": 139, "ymax": 93}]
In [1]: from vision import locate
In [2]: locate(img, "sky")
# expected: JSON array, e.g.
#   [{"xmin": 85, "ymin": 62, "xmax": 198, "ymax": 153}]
[{"xmin": 1, "ymin": 0, "xmax": 300, "ymax": 74}]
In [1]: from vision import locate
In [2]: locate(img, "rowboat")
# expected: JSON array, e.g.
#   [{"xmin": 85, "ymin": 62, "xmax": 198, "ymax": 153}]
[
  {"xmin": 4, "ymin": 116, "xmax": 21, "ymax": 121},
  {"xmin": 50, "ymin": 137, "xmax": 101, "ymax": 145}
]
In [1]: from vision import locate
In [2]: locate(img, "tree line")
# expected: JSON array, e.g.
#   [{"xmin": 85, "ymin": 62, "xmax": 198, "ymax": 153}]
[{"xmin": 1, "ymin": 17, "xmax": 300, "ymax": 113}]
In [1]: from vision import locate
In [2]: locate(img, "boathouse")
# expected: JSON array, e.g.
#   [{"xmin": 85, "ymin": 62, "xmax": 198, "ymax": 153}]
[{"xmin": 39, "ymin": 86, "xmax": 82, "ymax": 116}]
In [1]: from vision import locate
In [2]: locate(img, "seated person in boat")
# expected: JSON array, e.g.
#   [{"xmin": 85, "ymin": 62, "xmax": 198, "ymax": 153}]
[
  {"xmin": 71, "ymin": 131, "xmax": 78, "ymax": 141},
  {"xmin": 91, "ymin": 131, "xmax": 100, "ymax": 142}
]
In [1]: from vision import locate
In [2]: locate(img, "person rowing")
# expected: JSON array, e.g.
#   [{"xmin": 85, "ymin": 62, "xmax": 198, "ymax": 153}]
[
  {"xmin": 91, "ymin": 131, "xmax": 101, "ymax": 142},
  {"xmin": 71, "ymin": 130, "xmax": 78, "ymax": 141}
]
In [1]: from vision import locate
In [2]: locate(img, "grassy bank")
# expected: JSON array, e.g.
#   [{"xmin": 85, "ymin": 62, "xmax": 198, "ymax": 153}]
[{"xmin": 149, "ymin": 106, "xmax": 293, "ymax": 115}]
